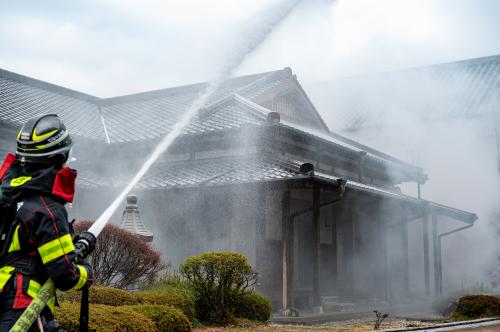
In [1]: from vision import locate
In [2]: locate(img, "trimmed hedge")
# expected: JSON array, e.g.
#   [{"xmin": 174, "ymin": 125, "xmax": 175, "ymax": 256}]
[
  {"xmin": 60, "ymin": 286, "xmax": 137, "ymax": 306},
  {"xmin": 56, "ymin": 302, "xmax": 156, "ymax": 332},
  {"xmin": 135, "ymin": 291, "xmax": 195, "ymax": 321},
  {"xmin": 235, "ymin": 292, "xmax": 272, "ymax": 322},
  {"xmin": 130, "ymin": 304, "xmax": 191, "ymax": 332},
  {"xmin": 61, "ymin": 286, "xmax": 195, "ymax": 321},
  {"xmin": 454, "ymin": 295, "xmax": 500, "ymax": 319}
]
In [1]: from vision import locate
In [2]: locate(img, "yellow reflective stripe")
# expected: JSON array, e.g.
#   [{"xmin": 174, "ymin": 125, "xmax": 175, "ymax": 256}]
[
  {"xmin": 36, "ymin": 130, "xmax": 68, "ymax": 150},
  {"xmin": 71, "ymin": 265, "xmax": 88, "ymax": 291},
  {"xmin": 27, "ymin": 279, "xmax": 41, "ymax": 298},
  {"xmin": 0, "ymin": 266, "xmax": 15, "ymax": 290},
  {"xmin": 38, "ymin": 234, "xmax": 75, "ymax": 264},
  {"xmin": 10, "ymin": 176, "xmax": 32, "ymax": 187},
  {"xmin": 26, "ymin": 279, "xmax": 55, "ymax": 312},
  {"xmin": 8, "ymin": 225, "xmax": 21, "ymax": 253},
  {"xmin": 47, "ymin": 296, "xmax": 56, "ymax": 312},
  {"xmin": 32, "ymin": 128, "xmax": 57, "ymax": 141}
]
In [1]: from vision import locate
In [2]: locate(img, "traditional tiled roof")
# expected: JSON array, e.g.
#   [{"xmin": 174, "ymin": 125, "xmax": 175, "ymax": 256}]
[
  {"xmin": 315, "ymin": 172, "xmax": 477, "ymax": 224},
  {"xmin": 0, "ymin": 69, "xmax": 106, "ymax": 141},
  {"xmin": 0, "ymin": 68, "xmax": 294, "ymax": 143},
  {"xmin": 77, "ymin": 155, "xmax": 300, "ymax": 189},
  {"xmin": 76, "ymin": 153, "xmax": 474, "ymax": 224},
  {"xmin": 0, "ymin": 66, "xmax": 422, "ymax": 178},
  {"xmin": 306, "ymin": 54, "xmax": 500, "ymax": 131},
  {"xmin": 97, "ymin": 70, "xmax": 291, "ymax": 143}
]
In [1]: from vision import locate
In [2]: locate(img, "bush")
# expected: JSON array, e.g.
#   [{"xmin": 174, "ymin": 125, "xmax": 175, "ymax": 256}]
[
  {"xmin": 180, "ymin": 252, "xmax": 258, "ymax": 325},
  {"xmin": 60, "ymin": 285, "xmax": 195, "ymax": 321},
  {"xmin": 56, "ymin": 302, "xmax": 156, "ymax": 332},
  {"xmin": 235, "ymin": 292, "xmax": 272, "ymax": 322},
  {"xmin": 129, "ymin": 304, "xmax": 191, "ymax": 332},
  {"xmin": 454, "ymin": 295, "xmax": 500, "ymax": 319},
  {"xmin": 75, "ymin": 221, "xmax": 166, "ymax": 289},
  {"xmin": 60, "ymin": 286, "xmax": 138, "ymax": 306},
  {"xmin": 135, "ymin": 291, "xmax": 195, "ymax": 321}
]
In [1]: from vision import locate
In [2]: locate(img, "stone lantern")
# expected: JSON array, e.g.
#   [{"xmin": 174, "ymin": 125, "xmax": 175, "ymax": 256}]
[{"xmin": 120, "ymin": 195, "xmax": 153, "ymax": 242}]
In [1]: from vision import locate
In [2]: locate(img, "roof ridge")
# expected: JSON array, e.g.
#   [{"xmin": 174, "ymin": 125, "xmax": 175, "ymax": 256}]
[
  {"xmin": 97, "ymin": 70, "xmax": 283, "ymax": 106},
  {"xmin": 0, "ymin": 67, "xmax": 99, "ymax": 102}
]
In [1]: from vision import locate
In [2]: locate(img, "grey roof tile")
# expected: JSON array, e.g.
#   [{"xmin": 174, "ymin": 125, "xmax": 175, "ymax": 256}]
[
  {"xmin": 76, "ymin": 155, "xmax": 299, "ymax": 190},
  {"xmin": 0, "ymin": 72, "xmax": 105, "ymax": 141},
  {"xmin": 99, "ymin": 70, "xmax": 290, "ymax": 143},
  {"xmin": 306, "ymin": 54, "xmax": 500, "ymax": 131}
]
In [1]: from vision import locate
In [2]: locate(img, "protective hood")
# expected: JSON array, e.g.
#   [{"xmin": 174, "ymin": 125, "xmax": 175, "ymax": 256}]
[{"xmin": 0, "ymin": 152, "xmax": 77, "ymax": 203}]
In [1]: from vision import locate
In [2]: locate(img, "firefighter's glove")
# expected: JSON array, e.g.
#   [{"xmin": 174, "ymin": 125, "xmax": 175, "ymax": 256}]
[{"xmin": 79, "ymin": 260, "xmax": 94, "ymax": 289}]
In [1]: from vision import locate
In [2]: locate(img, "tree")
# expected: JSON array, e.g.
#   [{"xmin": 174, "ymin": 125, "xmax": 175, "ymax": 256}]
[{"xmin": 74, "ymin": 221, "xmax": 166, "ymax": 289}]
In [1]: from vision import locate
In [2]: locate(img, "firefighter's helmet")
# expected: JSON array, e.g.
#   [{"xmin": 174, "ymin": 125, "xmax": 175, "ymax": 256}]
[{"xmin": 16, "ymin": 114, "xmax": 73, "ymax": 165}]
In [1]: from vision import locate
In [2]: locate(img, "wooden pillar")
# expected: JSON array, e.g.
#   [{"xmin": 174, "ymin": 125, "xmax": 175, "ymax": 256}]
[
  {"xmin": 423, "ymin": 210, "xmax": 431, "ymax": 296},
  {"xmin": 352, "ymin": 206, "xmax": 357, "ymax": 298},
  {"xmin": 255, "ymin": 186, "xmax": 266, "ymax": 292},
  {"xmin": 281, "ymin": 189, "xmax": 291, "ymax": 311},
  {"xmin": 432, "ymin": 214, "xmax": 442, "ymax": 295},
  {"xmin": 331, "ymin": 204, "xmax": 338, "ymax": 290},
  {"xmin": 312, "ymin": 185, "xmax": 321, "ymax": 306},
  {"xmin": 402, "ymin": 216, "xmax": 410, "ymax": 296},
  {"xmin": 383, "ymin": 224, "xmax": 389, "ymax": 301}
]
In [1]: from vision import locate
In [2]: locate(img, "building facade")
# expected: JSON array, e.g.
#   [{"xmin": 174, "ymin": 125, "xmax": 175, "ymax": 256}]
[{"xmin": 0, "ymin": 67, "xmax": 476, "ymax": 312}]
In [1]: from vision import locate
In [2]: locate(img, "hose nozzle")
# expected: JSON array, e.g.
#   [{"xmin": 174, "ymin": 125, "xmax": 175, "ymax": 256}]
[{"xmin": 74, "ymin": 231, "xmax": 96, "ymax": 262}]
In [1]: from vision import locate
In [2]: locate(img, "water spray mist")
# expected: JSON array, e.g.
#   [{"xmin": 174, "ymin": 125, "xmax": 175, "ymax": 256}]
[{"xmin": 10, "ymin": 1, "xmax": 302, "ymax": 330}]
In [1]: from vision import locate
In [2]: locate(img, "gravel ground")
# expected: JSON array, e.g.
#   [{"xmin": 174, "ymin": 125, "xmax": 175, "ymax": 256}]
[{"xmin": 194, "ymin": 318, "xmax": 441, "ymax": 331}]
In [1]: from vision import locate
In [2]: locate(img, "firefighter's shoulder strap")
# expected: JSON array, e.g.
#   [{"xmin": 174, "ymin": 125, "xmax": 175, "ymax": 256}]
[
  {"xmin": 0, "ymin": 190, "xmax": 20, "ymax": 261},
  {"xmin": 0, "ymin": 191, "xmax": 35, "ymax": 272}
]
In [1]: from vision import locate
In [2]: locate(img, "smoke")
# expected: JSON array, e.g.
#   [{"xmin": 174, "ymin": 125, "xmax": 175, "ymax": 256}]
[
  {"xmin": 305, "ymin": 62, "xmax": 500, "ymax": 294},
  {"xmin": 53, "ymin": 0, "xmax": 500, "ymax": 307},
  {"xmin": 88, "ymin": 0, "xmax": 302, "ymax": 237}
]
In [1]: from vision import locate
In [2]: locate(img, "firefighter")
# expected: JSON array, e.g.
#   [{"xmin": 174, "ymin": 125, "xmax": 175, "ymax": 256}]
[{"xmin": 0, "ymin": 114, "xmax": 93, "ymax": 331}]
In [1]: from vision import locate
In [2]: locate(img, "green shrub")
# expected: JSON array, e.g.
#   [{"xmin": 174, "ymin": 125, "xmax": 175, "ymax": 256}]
[
  {"xmin": 129, "ymin": 304, "xmax": 191, "ymax": 332},
  {"xmin": 135, "ymin": 291, "xmax": 195, "ymax": 321},
  {"xmin": 235, "ymin": 292, "xmax": 272, "ymax": 322},
  {"xmin": 453, "ymin": 295, "xmax": 500, "ymax": 319},
  {"xmin": 180, "ymin": 252, "xmax": 258, "ymax": 325},
  {"xmin": 56, "ymin": 302, "xmax": 156, "ymax": 332},
  {"xmin": 60, "ymin": 286, "xmax": 138, "ymax": 306},
  {"xmin": 60, "ymin": 285, "xmax": 195, "ymax": 321},
  {"xmin": 142, "ymin": 272, "xmax": 192, "ymax": 293}
]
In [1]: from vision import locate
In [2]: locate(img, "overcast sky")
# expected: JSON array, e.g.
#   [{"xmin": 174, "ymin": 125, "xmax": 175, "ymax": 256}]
[{"xmin": 1, "ymin": 0, "xmax": 500, "ymax": 97}]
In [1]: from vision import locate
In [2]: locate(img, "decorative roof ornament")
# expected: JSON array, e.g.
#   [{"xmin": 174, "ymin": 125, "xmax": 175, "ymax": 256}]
[{"xmin": 120, "ymin": 195, "xmax": 153, "ymax": 242}]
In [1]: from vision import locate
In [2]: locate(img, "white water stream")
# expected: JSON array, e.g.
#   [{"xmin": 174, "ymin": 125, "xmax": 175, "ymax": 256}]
[{"xmin": 88, "ymin": 0, "xmax": 302, "ymax": 237}]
